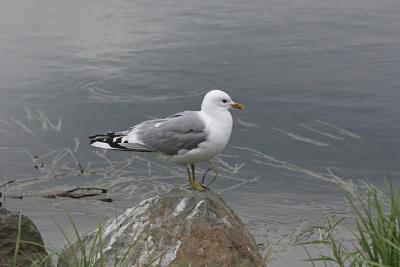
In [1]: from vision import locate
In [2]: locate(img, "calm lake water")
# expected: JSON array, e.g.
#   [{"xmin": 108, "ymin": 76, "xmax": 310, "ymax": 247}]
[{"xmin": 1, "ymin": 0, "xmax": 400, "ymax": 265}]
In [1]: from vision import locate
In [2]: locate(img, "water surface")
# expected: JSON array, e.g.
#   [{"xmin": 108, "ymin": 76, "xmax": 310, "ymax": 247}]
[{"xmin": 1, "ymin": 0, "xmax": 400, "ymax": 265}]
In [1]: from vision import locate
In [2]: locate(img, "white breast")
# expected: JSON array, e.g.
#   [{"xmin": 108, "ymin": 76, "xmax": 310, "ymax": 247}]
[
  {"xmin": 201, "ymin": 111, "xmax": 233, "ymax": 152},
  {"xmin": 169, "ymin": 110, "xmax": 233, "ymax": 164}
]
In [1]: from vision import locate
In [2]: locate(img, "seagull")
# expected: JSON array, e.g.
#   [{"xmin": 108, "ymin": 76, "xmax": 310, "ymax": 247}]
[{"xmin": 89, "ymin": 90, "xmax": 244, "ymax": 191}]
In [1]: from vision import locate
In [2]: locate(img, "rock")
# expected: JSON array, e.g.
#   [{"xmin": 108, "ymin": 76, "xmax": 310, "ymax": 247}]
[
  {"xmin": 58, "ymin": 187, "xmax": 265, "ymax": 267},
  {"xmin": 0, "ymin": 207, "xmax": 49, "ymax": 267}
]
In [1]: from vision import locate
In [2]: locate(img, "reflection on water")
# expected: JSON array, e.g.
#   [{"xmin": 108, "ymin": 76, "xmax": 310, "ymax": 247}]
[{"xmin": 1, "ymin": 0, "xmax": 400, "ymax": 265}]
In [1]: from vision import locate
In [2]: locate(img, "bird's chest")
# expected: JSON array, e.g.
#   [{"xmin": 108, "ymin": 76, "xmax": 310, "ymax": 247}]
[{"xmin": 203, "ymin": 113, "xmax": 233, "ymax": 152}]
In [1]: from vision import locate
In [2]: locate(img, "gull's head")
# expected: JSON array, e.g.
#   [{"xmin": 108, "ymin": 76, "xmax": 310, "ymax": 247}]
[{"xmin": 201, "ymin": 90, "xmax": 244, "ymax": 113}]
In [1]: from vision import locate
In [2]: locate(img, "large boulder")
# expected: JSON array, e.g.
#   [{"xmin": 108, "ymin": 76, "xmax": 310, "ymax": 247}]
[
  {"xmin": 58, "ymin": 187, "xmax": 265, "ymax": 267},
  {"xmin": 0, "ymin": 208, "xmax": 49, "ymax": 267}
]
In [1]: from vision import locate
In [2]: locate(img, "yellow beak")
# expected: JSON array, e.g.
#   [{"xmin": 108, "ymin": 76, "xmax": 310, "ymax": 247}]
[{"xmin": 230, "ymin": 102, "xmax": 245, "ymax": 110}]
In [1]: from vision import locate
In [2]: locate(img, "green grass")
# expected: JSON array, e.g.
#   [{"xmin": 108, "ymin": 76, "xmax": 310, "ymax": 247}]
[
  {"xmin": 8, "ymin": 212, "xmax": 53, "ymax": 267},
  {"xmin": 12, "ymin": 212, "xmax": 22, "ymax": 267},
  {"xmin": 304, "ymin": 179, "xmax": 400, "ymax": 267}
]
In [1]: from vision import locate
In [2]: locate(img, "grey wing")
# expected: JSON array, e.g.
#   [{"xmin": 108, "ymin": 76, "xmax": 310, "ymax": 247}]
[{"xmin": 129, "ymin": 111, "xmax": 208, "ymax": 155}]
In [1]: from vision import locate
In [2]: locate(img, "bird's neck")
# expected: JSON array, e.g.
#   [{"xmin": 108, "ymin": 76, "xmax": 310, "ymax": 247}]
[{"xmin": 201, "ymin": 108, "xmax": 233, "ymax": 125}]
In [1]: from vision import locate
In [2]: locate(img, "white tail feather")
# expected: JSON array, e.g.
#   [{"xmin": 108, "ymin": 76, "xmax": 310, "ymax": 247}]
[{"xmin": 91, "ymin": 141, "xmax": 117, "ymax": 150}]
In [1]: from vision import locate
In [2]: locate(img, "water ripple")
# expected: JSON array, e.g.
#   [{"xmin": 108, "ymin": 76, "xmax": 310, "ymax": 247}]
[{"xmin": 71, "ymin": 70, "xmax": 221, "ymax": 103}]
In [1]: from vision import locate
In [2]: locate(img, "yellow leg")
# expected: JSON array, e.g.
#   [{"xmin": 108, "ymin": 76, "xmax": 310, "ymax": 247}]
[
  {"xmin": 187, "ymin": 164, "xmax": 207, "ymax": 191},
  {"xmin": 186, "ymin": 165, "xmax": 196, "ymax": 188}
]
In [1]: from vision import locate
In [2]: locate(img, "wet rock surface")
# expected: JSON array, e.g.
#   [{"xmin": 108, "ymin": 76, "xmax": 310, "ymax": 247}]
[
  {"xmin": 0, "ymin": 207, "xmax": 48, "ymax": 267},
  {"xmin": 58, "ymin": 187, "xmax": 265, "ymax": 267}
]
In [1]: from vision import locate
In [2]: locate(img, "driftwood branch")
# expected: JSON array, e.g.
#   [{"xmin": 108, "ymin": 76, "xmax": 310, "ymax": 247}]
[
  {"xmin": 43, "ymin": 187, "xmax": 107, "ymax": 199},
  {"xmin": 5, "ymin": 187, "xmax": 112, "ymax": 202}
]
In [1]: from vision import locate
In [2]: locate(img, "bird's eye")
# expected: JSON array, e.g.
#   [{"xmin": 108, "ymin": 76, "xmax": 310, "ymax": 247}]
[{"xmin": 222, "ymin": 99, "xmax": 227, "ymax": 103}]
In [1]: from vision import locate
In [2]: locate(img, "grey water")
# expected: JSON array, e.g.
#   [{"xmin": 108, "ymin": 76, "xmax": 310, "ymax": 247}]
[{"xmin": 1, "ymin": 0, "xmax": 400, "ymax": 265}]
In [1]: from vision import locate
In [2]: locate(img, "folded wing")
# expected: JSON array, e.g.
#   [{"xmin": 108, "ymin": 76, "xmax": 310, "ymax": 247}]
[{"xmin": 89, "ymin": 111, "xmax": 208, "ymax": 155}]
